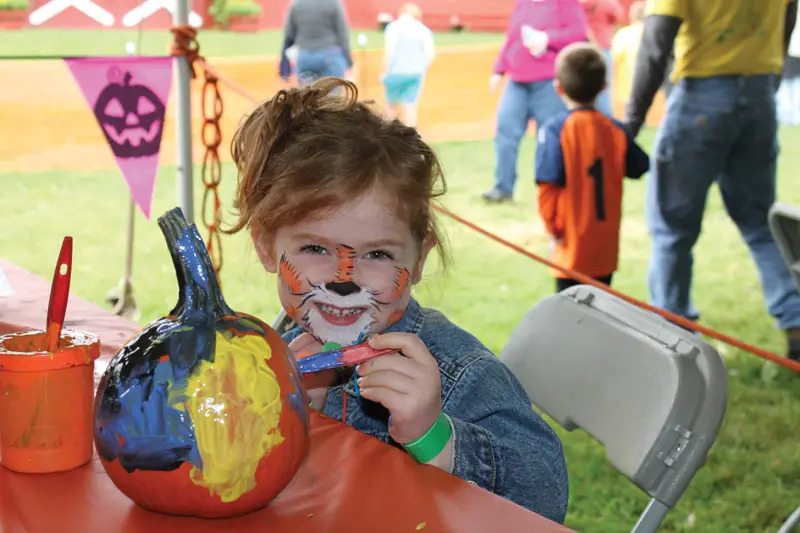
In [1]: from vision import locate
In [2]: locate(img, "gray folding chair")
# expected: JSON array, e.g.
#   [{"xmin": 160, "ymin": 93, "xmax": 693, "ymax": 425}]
[
  {"xmin": 499, "ymin": 285, "xmax": 728, "ymax": 533},
  {"xmin": 769, "ymin": 202, "xmax": 800, "ymax": 296},
  {"xmin": 769, "ymin": 202, "xmax": 800, "ymax": 533}
]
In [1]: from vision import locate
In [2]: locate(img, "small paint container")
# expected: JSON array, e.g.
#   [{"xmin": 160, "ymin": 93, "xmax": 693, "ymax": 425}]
[{"xmin": 0, "ymin": 329, "xmax": 100, "ymax": 474}]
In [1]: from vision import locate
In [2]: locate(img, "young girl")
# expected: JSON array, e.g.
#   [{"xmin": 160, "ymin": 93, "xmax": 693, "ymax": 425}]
[{"xmin": 227, "ymin": 77, "xmax": 569, "ymax": 523}]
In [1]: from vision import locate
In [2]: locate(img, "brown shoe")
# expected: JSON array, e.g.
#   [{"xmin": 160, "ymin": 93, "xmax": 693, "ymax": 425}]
[{"xmin": 788, "ymin": 328, "xmax": 800, "ymax": 362}]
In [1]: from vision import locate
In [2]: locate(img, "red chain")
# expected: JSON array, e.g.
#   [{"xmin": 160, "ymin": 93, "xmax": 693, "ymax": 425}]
[
  {"xmin": 171, "ymin": 25, "xmax": 224, "ymax": 278},
  {"xmin": 200, "ymin": 72, "xmax": 224, "ymax": 277}
]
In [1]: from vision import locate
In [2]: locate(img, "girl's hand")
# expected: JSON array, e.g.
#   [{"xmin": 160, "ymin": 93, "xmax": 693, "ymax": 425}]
[
  {"xmin": 356, "ymin": 333, "xmax": 442, "ymax": 444},
  {"xmin": 289, "ymin": 332, "xmax": 337, "ymax": 410}
]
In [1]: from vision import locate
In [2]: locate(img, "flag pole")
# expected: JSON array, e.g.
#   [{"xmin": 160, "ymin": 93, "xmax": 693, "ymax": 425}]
[
  {"xmin": 105, "ymin": 40, "xmax": 142, "ymax": 321},
  {"xmin": 174, "ymin": 0, "xmax": 194, "ymax": 223}
]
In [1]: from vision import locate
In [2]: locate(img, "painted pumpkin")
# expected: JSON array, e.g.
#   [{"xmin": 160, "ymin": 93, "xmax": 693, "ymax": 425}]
[
  {"xmin": 93, "ymin": 68, "xmax": 166, "ymax": 159},
  {"xmin": 94, "ymin": 207, "xmax": 310, "ymax": 518}
]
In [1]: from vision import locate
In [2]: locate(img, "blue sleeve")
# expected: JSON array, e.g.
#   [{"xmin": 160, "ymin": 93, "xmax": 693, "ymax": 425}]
[
  {"xmin": 534, "ymin": 120, "xmax": 566, "ymax": 186},
  {"xmin": 445, "ymin": 356, "xmax": 569, "ymax": 523},
  {"xmin": 624, "ymin": 133, "xmax": 650, "ymax": 179},
  {"xmin": 613, "ymin": 119, "xmax": 650, "ymax": 178}
]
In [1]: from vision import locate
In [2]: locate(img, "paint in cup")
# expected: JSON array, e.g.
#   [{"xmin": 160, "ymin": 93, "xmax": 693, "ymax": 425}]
[{"xmin": 0, "ymin": 329, "xmax": 100, "ymax": 474}]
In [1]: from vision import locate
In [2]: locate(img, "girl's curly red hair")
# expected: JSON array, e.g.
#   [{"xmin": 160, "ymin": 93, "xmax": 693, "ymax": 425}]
[{"xmin": 225, "ymin": 77, "xmax": 448, "ymax": 264}]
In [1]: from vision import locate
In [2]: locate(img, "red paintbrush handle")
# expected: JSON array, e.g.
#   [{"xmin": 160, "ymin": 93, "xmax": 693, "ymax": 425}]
[
  {"xmin": 45, "ymin": 236, "xmax": 73, "ymax": 352},
  {"xmin": 339, "ymin": 345, "xmax": 397, "ymax": 366}
]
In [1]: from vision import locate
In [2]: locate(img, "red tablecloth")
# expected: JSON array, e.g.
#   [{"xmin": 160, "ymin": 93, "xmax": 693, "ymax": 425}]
[{"xmin": 0, "ymin": 259, "xmax": 573, "ymax": 533}]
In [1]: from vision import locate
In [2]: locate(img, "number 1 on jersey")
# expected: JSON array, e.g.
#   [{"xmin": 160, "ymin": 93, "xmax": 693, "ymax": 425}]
[{"xmin": 588, "ymin": 157, "xmax": 605, "ymax": 221}]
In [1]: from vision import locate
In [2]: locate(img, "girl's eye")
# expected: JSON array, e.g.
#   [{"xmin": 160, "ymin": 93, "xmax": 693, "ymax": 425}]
[
  {"xmin": 300, "ymin": 244, "xmax": 328, "ymax": 255},
  {"xmin": 366, "ymin": 250, "xmax": 394, "ymax": 260}
]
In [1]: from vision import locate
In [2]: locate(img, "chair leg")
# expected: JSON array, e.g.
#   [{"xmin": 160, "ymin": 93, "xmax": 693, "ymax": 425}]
[
  {"xmin": 630, "ymin": 499, "xmax": 671, "ymax": 533},
  {"xmin": 777, "ymin": 504, "xmax": 800, "ymax": 533}
]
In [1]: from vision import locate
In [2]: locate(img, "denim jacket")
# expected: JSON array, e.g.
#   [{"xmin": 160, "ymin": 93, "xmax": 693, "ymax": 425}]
[{"xmin": 284, "ymin": 298, "xmax": 569, "ymax": 523}]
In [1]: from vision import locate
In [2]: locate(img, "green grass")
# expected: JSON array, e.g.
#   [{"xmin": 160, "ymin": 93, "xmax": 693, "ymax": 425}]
[
  {"xmin": 0, "ymin": 28, "xmax": 502, "ymax": 58},
  {"xmin": 1, "ymin": 128, "xmax": 799, "ymax": 531}
]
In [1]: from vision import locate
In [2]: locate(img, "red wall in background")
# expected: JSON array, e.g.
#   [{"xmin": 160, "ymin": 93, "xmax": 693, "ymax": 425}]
[
  {"xmin": 341, "ymin": 0, "xmax": 514, "ymax": 32},
  {"xmin": 20, "ymin": 0, "xmax": 514, "ymax": 31}
]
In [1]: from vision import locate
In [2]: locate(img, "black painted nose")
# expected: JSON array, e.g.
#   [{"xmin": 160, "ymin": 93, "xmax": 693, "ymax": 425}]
[{"xmin": 326, "ymin": 281, "xmax": 361, "ymax": 296}]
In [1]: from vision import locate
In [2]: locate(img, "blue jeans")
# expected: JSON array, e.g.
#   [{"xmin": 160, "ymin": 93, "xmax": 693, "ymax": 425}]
[
  {"xmin": 296, "ymin": 47, "xmax": 347, "ymax": 86},
  {"xmin": 647, "ymin": 74, "xmax": 800, "ymax": 330},
  {"xmin": 493, "ymin": 79, "xmax": 566, "ymax": 195},
  {"xmin": 594, "ymin": 47, "xmax": 613, "ymax": 117}
]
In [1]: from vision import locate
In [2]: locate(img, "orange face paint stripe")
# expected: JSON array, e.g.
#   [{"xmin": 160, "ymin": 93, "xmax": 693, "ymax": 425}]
[
  {"xmin": 285, "ymin": 305, "xmax": 301, "ymax": 322},
  {"xmin": 391, "ymin": 267, "xmax": 411, "ymax": 299},
  {"xmin": 387, "ymin": 308, "xmax": 405, "ymax": 325},
  {"xmin": 279, "ymin": 255, "xmax": 303, "ymax": 293},
  {"xmin": 335, "ymin": 244, "xmax": 357, "ymax": 282}
]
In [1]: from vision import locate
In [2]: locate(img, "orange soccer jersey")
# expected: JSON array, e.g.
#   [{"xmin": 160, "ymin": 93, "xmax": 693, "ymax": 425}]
[{"xmin": 535, "ymin": 108, "xmax": 649, "ymax": 278}]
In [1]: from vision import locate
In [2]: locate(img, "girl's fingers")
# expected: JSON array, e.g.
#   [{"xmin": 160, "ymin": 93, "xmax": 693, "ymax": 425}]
[
  {"xmin": 357, "ymin": 352, "xmax": 419, "ymax": 379},
  {"xmin": 357, "ymin": 368, "xmax": 415, "ymax": 395},
  {"xmin": 358, "ymin": 386, "xmax": 406, "ymax": 412},
  {"xmin": 288, "ymin": 332, "xmax": 322, "ymax": 356},
  {"xmin": 367, "ymin": 332, "xmax": 433, "ymax": 365}
]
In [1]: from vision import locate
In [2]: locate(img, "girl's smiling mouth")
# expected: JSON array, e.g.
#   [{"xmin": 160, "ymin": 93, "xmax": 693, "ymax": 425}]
[{"xmin": 315, "ymin": 303, "xmax": 367, "ymax": 326}]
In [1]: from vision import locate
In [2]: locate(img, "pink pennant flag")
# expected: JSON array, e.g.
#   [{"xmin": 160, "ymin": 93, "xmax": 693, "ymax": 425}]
[{"xmin": 65, "ymin": 56, "xmax": 173, "ymax": 219}]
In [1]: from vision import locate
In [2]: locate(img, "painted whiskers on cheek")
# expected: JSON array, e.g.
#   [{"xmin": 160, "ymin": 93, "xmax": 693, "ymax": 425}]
[
  {"xmin": 370, "ymin": 266, "xmax": 412, "ymax": 326},
  {"xmin": 300, "ymin": 280, "xmax": 380, "ymax": 346},
  {"xmin": 279, "ymin": 254, "xmax": 309, "ymax": 296},
  {"xmin": 285, "ymin": 246, "xmax": 412, "ymax": 346},
  {"xmin": 278, "ymin": 254, "xmax": 313, "ymax": 325},
  {"xmin": 391, "ymin": 266, "xmax": 411, "ymax": 299},
  {"xmin": 371, "ymin": 266, "xmax": 412, "ymax": 306}
]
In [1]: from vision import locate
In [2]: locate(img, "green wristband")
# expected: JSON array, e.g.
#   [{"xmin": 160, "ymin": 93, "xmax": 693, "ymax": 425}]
[{"xmin": 402, "ymin": 413, "xmax": 453, "ymax": 464}]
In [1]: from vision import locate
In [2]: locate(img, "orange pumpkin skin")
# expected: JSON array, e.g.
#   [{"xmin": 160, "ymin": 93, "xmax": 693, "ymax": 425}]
[{"xmin": 94, "ymin": 209, "xmax": 310, "ymax": 518}]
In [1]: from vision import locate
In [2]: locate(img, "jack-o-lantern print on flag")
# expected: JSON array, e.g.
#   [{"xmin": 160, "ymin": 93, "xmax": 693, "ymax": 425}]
[{"xmin": 66, "ymin": 56, "xmax": 173, "ymax": 219}]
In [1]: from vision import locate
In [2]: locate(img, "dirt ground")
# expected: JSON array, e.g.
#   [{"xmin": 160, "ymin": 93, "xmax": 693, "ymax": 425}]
[{"xmin": 0, "ymin": 44, "xmax": 664, "ymax": 173}]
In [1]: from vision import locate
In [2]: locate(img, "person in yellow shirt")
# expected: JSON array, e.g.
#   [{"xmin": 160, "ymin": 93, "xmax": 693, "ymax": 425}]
[
  {"xmin": 611, "ymin": 0, "xmax": 645, "ymax": 104},
  {"xmin": 624, "ymin": 0, "xmax": 800, "ymax": 361}
]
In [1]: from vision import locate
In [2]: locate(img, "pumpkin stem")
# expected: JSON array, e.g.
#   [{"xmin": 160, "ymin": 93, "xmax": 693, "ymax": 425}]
[{"xmin": 158, "ymin": 207, "xmax": 233, "ymax": 319}]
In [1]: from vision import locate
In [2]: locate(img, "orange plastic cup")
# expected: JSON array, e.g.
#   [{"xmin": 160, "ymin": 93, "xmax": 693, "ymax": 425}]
[{"xmin": 0, "ymin": 329, "xmax": 100, "ymax": 474}]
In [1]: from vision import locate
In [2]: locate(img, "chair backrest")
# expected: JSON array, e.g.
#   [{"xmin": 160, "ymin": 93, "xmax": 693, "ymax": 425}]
[
  {"xmin": 768, "ymin": 203, "xmax": 800, "ymax": 533},
  {"xmin": 499, "ymin": 285, "xmax": 728, "ymax": 519},
  {"xmin": 769, "ymin": 202, "xmax": 800, "ymax": 293},
  {"xmin": 272, "ymin": 310, "xmax": 298, "ymax": 336}
]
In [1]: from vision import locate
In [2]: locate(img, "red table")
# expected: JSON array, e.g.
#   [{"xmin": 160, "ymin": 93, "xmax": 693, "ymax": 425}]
[{"xmin": 0, "ymin": 259, "xmax": 573, "ymax": 533}]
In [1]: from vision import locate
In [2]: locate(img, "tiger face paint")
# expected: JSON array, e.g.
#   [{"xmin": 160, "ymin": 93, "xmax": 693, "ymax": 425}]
[{"xmin": 270, "ymin": 188, "xmax": 428, "ymax": 346}]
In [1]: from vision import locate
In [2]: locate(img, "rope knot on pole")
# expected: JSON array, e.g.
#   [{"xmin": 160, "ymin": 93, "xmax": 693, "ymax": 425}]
[{"xmin": 170, "ymin": 25, "xmax": 201, "ymax": 79}]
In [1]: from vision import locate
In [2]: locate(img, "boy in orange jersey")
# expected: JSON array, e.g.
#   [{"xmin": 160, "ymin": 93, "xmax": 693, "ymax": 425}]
[{"xmin": 535, "ymin": 42, "xmax": 649, "ymax": 292}]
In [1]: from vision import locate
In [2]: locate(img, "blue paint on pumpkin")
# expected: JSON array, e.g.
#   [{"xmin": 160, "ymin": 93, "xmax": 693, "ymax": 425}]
[{"xmin": 94, "ymin": 208, "xmax": 307, "ymax": 476}]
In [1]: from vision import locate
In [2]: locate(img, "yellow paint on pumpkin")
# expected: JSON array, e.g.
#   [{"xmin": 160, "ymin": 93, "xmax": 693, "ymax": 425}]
[{"xmin": 169, "ymin": 331, "xmax": 284, "ymax": 502}]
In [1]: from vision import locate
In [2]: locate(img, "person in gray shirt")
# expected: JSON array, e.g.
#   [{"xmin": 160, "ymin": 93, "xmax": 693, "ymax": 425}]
[{"xmin": 279, "ymin": 0, "xmax": 354, "ymax": 85}]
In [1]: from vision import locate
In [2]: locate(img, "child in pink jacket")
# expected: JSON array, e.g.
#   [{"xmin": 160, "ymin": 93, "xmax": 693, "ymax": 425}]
[{"xmin": 482, "ymin": 0, "xmax": 588, "ymax": 203}]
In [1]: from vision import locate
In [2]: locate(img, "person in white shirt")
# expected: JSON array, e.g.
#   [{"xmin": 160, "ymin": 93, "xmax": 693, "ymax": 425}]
[{"xmin": 382, "ymin": 3, "xmax": 435, "ymax": 127}]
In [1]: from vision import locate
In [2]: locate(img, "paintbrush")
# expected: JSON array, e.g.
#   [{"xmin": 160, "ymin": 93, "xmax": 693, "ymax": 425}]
[
  {"xmin": 297, "ymin": 342, "xmax": 396, "ymax": 374},
  {"xmin": 45, "ymin": 236, "xmax": 73, "ymax": 353}
]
